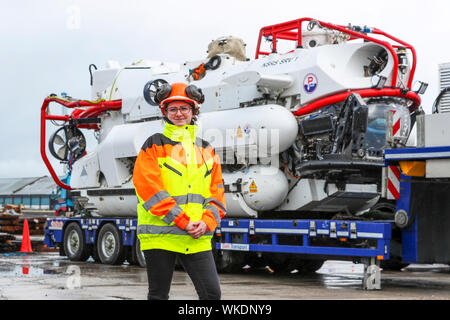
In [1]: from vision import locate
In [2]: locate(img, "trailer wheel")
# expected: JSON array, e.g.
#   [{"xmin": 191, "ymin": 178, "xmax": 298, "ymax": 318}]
[
  {"xmin": 97, "ymin": 223, "xmax": 126, "ymax": 265},
  {"xmin": 64, "ymin": 223, "xmax": 89, "ymax": 261}
]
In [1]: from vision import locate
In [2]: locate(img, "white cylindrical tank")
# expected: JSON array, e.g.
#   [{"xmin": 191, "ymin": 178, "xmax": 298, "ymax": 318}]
[
  {"xmin": 241, "ymin": 165, "xmax": 289, "ymax": 211},
  {"xmin": 197, "ymin": 104, "xmax": 298, "ymax": 158},
  {"xmin": 222, "ymin": 165, "xmax": 289, "ymax": 217}
]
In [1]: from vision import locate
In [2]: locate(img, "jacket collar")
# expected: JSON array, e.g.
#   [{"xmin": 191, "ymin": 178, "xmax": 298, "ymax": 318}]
[{"xmin": 163, "ymin": 121, "xmax": 198, "ymax": 142}]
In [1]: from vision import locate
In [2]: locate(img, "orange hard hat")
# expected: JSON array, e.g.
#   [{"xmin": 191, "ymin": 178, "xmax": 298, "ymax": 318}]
[{"xmin": 155, "ymin": 82, "xmax": 204, "ymax": 115}]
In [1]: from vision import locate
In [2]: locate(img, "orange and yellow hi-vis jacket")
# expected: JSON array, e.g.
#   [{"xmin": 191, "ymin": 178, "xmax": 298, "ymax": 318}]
[{"xmin": 133, "ymin": 121, "xmax": 226, "ymax": 254}]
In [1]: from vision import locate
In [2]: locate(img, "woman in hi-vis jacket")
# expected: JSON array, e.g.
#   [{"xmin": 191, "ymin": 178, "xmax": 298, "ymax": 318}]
[{"xmin": 133, "ymin": 82, "xmax": 226, "ymax": 300}]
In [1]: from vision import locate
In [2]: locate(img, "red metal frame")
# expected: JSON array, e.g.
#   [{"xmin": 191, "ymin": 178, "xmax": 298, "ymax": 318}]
[
  {"xmin": 40, "ymin": 97, "xmax": 122, "ymax": 189},
  {"xmin": 255, "ymin": 18, "xmax": 420, "ymax": 115},
  {"xmin": 293, "ymin": 87, "xmax": 421, "ymax": 117}
]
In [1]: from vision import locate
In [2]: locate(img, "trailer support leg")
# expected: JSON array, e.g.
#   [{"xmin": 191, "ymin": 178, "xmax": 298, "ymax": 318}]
[{"xmin": 362, "ymin": 256, "xmax": 381, "ymax": 290}]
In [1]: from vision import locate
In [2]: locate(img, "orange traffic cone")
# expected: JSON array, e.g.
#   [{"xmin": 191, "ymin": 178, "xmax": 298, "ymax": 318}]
[{"xmin": 20, "ymin": 219, "xmax": 33, "ymax": 253}]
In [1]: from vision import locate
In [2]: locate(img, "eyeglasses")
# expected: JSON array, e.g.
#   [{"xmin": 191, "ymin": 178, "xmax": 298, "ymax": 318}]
[{"xmin": 166, "ymin": 106, "xmax": 192, "ymax": 115}]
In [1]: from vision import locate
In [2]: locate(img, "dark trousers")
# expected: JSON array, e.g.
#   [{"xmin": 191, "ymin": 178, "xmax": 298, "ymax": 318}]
[{"xmin": 143, "ymin": 249, "xmax": 221, "ymax": 300}]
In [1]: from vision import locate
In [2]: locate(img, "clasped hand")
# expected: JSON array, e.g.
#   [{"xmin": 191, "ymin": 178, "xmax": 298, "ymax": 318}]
[{"xmin": 185, "ymin": 220, "xmax": 207, "ymax": 239}]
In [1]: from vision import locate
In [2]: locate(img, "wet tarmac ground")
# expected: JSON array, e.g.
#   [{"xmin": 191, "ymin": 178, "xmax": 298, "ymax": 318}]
[{"xmin": 0, "ymin": 252, "xmax": 449, "ymax": 300}]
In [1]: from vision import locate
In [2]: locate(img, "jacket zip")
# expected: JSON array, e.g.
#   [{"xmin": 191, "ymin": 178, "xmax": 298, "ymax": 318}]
[{"xmin": 163, "ymin": 162, "xmax": 183, "ymax": 176}]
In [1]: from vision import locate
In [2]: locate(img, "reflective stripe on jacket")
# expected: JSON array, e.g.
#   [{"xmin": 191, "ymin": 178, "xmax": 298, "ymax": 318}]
[{"xmin": 133, "ymin": 121, "xmax": 226, "ymax": 254}]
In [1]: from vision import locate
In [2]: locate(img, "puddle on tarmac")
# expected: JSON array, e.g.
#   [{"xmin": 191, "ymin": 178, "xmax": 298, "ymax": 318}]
[
  {"xmin": 0, "ymin": 265, "xmax": 62, "ymax": 277},
  {"xmin": 0, "ymin": 253, "xmax": 147, "ymax": 283},
  {"xmin": 0, "ymin": 254, "xmax": 65, "ymax": 277}
]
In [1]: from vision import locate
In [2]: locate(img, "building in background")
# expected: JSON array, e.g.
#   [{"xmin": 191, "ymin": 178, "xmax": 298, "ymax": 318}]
[{"xmin": 0, "ymin": 176, "xmax": 57, "ymax": 210}]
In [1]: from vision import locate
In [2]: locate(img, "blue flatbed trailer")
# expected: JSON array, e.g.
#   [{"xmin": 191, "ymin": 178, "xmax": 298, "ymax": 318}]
[{"xmin": 44, "ymin": 217, "xmax": 392, "ymax": 261}]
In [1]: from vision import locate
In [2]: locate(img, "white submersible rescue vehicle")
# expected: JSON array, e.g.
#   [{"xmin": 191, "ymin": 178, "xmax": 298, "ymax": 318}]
[{"xmin": 41, "ymin": 18, "xmax": 433, "ymax": 279}]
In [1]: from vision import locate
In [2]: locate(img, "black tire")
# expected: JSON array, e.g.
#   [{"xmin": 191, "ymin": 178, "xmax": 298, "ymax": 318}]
[
  {"xmin": 63, "ymin": 222, "xmax": 90, "ymax": 261},
  {"xmin": 97, "ymin": 223, "xmax": 126, "ymax": 265},
  {"xmin": 128, "ymin": 236, "xmax": 146, "ymax": 268}
]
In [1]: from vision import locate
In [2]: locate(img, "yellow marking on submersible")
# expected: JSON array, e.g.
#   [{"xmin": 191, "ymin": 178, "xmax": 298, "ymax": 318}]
[
  {"xmin": 249, "ymin": 180, "xmax": 258, "ymax": 193},
  {"xmin": 237, "ymin": 126, "xmax": 243, "ymax": 138}
]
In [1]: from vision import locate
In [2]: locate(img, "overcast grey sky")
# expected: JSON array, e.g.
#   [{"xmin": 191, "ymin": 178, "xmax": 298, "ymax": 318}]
[{"xmin": 0, "ymin": 0, "xmax": 448, "ymax": 178}]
